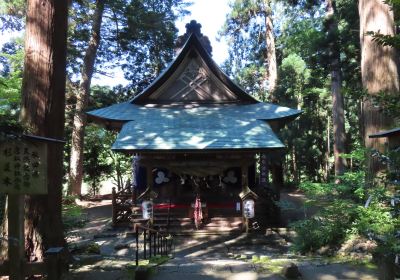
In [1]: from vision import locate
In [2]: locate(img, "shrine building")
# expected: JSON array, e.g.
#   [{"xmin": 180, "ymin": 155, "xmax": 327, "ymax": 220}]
[{"xmin": 87, "ymin": 21, "xmax": 301, "ymax": 233}]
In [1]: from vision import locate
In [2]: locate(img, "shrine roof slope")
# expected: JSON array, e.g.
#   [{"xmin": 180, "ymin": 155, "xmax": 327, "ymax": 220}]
[
  {"xmin": 131, "ymin": 33, "xmax": 257, "ymax": 104},
  {"xmin": 86, "ymin": 23, "xmax": 302, "ymax": 152},
  {"xmin": 369, "ymin": 127, "xmax": 400, "ymax": 138},
  {"xmin": 112, "ymin": 119, "xmax": 284, "ymax": 152},
  {"xmin": 87, "ymin": 102, "xmax": 302, "ymax": 124}
]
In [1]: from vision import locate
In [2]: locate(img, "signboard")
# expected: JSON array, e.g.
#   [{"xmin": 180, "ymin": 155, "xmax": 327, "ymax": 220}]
[{"xmin": 0, "ymin": 140, "xmax": 47, "ymax": 194}]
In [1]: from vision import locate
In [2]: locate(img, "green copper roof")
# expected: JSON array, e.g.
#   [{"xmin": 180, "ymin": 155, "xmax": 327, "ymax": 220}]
[
  {"xmin": 112, "ymin": 119, "xmax": 284, "ymax": 151},
  {"xmin": 87, "ymin": 102, "xmax": 301, "ymax": 152},
  {"xmin": 85, "ymin": 31, "xmax": 301, "ymax": 152},
  {"xmin": 87, "ymin": 102, "xmax": 301, "ymax": 123}
]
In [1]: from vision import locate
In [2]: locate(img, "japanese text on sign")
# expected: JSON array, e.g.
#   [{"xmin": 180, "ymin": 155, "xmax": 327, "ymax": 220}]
[{"xmin": 0, "ymin": 140, "xmax": 47, "ymax": 194}]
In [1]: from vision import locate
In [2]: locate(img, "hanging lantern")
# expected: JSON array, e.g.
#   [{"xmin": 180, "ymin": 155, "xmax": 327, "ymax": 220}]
[
  {"xmin": 142, "ymin": 200, "xmax": 153, "ymax": 220},
  {"xmin": 243, "ymin": 199, "xmax": 255, "ymax": 219}
]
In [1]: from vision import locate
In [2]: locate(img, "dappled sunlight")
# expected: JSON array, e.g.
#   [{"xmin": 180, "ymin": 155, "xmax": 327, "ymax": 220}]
[
  {"xmin": 111, "ymin": 118, "xmax": 284, "ymax": 151},
  {"xmin": 300, "ymin": 264, "xmax": 379, "ymax": 280},
  {"xmin": 227, "ymin": 272, "xmax": 258, "ymax": 280},
  {"xmin": 87, "ymin": 101, "xmax": 301, "ymax": 123}
]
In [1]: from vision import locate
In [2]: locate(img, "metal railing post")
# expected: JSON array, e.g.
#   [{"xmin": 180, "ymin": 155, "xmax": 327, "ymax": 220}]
[
  {"xmin": 143, "ymin": 229, "xmax": 147, "ymax": 259},
  {"xmin": 153, "ymin": 232, "xmax": 156, "ymax": 256},
  {"xmin": 149, "ymin": 232, "xmax": 152, "ymax": 258},
  {"xmin": 135, "ymin": 225, "xmax": 139, "ymax": 266},
  {"xmin": 161, "ymin": 237, "xmax": 164, "ymax": 255},
  {"xmin": 158, "ymin": 234, "xmax": 161, "ymax": 255}
]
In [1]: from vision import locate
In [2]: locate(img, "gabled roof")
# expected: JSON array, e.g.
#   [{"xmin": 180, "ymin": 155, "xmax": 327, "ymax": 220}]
[
  {"xmin": 87, "ymin": 102, "xmax": 300, "ymax": 152},
  {"xmin": 131, "ymin": 33, "xmax": 257, "ymax": 104},
  {"xmin": 86, "ymin": 21, "xmax": 302, "ymax": 152}
]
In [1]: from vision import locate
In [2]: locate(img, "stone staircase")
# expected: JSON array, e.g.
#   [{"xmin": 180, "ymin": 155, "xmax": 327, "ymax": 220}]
[{"xmin": 131, "ymin": 205, "xmax": 244, "ymax": 236}]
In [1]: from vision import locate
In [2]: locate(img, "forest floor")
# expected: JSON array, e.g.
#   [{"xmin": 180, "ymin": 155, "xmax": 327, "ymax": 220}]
[{"xmin": 62, "ymin": 190, "xmax": 380, "ymax": 280}]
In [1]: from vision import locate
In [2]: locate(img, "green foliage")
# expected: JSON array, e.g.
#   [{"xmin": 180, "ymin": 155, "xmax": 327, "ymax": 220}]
[
  {"xmin": 62, "ymin": 196, "xmax": 87, "ymax": 231},
  {"xmin": 220, "ymin": 0, "xmax": 273, "ymax": 100},
  {"xmin": 292, "ymin": 199, "xmax": 357, "ymax": 253},
  {"xmin": 293, "ymin": 148, "xmax": 400, "ymax": 258},
  {"xmin": 222, "ymin": 0, "xmax": 363, "ymax": 182},
  {"xmin": 0, "ymin": 39, "xmax": 23, "ymax": 122},
  {"xmin": 83, "ymin": 125, "xmax": 114, "ymax": 195},
  {"xmin": 0, "ymin": 0, "xmax": 25, "ymax": 31}
]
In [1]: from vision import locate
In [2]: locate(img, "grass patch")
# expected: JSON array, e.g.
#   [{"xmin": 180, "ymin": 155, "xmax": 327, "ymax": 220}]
[
  {"xmin": 323, "ymin": 255, "xmax": 377, "ymax": 269},
  {"xmin": 62, "ymin": 196, "xmax": 87, "ymax": 231},
  {"xmin": 252, "ymin": 256, "xmax": 289, "ymax": 274},
  {"xmin": 125, "ymin": 255, "xmax": 171, "ymax": 279}
]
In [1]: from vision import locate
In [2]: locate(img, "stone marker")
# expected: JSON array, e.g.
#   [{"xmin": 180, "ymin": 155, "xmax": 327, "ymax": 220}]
[{"xmin": 282, "ymin": 262, "xmax": 302, "ymax": 279}]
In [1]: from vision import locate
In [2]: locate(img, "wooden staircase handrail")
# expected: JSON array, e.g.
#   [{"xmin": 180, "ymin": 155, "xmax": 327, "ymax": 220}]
[{"xmin": 133, "ymin": 223, "xmax": 168, "ymax": 238}]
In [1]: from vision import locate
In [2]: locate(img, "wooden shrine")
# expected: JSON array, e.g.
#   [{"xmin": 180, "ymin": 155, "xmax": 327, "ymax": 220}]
[{"xmin": 88, "ymin": 21, "xmax": 301, "ymax": 232}]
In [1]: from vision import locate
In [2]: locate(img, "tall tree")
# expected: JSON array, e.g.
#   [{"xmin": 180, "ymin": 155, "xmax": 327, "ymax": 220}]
[
  {"xmin": 69, "ymin": 0, "xmax": 105, "ymax": 196},
  {"xmin": 67, "ymin": 0, "xmax": 189, "ymax": 195},
  {"xmin": 221, "ymin": 0, "xmax": 277, "ymax": 101},
  {"xmin": 325, "ymin": 0, "xmax": 346, "ymax": 176},
  {"xmin": 359, "ymin": 0, "xmax": 399, "ymax": 179},
  {"xmin": 264, "ymin": 0, "xmax": 278, "ymax": 99},
  {"xmin": 19, "ymin": 0, "xmax": 68, "ymax": 260}
]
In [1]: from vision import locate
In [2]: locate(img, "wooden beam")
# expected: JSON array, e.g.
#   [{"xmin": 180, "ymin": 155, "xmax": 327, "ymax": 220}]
[{"xmin": 8, "ymin": 194, "xmax": 25, "ymax": 280}]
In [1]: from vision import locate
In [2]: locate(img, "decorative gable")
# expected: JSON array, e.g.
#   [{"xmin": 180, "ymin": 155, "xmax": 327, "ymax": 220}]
[
  {"xmin": 132, "ymin": 32, "xmax": 257, "ymax": 105},
  {"xmin": 147, "ymin": 56, "xmax": 239, "ymax": 103}
]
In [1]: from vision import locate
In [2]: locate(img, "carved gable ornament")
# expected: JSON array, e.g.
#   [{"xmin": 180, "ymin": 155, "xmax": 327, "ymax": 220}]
[{"xmin": 149, "ymin": 59, "xmax": 238, "ymax": 102}]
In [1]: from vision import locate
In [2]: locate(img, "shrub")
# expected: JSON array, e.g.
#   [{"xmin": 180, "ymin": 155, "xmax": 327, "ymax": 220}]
[{"xmin": 291, "ymin": 199, "xmax": 357, "ymax": 253}]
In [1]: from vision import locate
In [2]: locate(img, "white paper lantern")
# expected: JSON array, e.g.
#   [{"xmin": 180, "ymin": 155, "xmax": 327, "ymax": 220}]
[
  {"xmin": 142, "ymin": 200, "xmax": 153, "ymax": 219},
  {"xmin": 243, "ymin": 199, "xmax": 255, "ymax": 218}
]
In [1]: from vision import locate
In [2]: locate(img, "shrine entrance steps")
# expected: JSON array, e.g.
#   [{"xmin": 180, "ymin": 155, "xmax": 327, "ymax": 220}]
[{"xmin": 131, "ymin": 206, "xmax": 244, "ymax": 236}]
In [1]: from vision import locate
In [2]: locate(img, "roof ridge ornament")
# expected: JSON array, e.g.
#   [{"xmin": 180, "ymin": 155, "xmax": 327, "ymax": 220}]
[
  {"xmin": 175, "ymin": 20, "xmax": 213, "ymax": 56},
  {"xmin": 186, "ymin": 20, "xmax": 203, "ymax": 36}
]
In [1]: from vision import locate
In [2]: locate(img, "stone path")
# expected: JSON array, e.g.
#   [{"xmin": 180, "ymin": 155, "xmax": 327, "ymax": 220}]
[
  {"xmin": 150, "ymin": 234, "xmax": 379, "ymax": 280},
  {"xmin": 152, "ymin": 234, "xmax": 275, "ymax": 280},
  {"xmin": 64, "ymin": 200, "xmax": 380, "ymax": 280}
]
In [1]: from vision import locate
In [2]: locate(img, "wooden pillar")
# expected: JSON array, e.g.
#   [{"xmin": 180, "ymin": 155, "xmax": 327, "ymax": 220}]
[
  {"xmin": 8, "ymin": 194, "xmax": 25, "ymax": 280},
  {"xmin": 259, "ymin": 153, "xmax": 269, "ymax": 187},
  {"xmin": 146, "ymin": 165, "xmax": 153, "ymax": 191},
  {"xmin": 241, "ymin": 164, "xmax": 249, "ymax": 233},
  {"xmin": 146, "ymin": 165, "xmax": 154, "ymax": 227},
  {"xmin": 271, "ymin": 163, "xmax": 283, "ymax": 200}
]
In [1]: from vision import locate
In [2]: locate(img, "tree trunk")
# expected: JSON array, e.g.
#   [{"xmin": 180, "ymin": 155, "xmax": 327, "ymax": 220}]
[
  {"xmin": 0, "ymin": 195, "xmax": 7, "ymax": 260},
  {"xmin": 325, "ymin": 115, "xmax": 331, "ymax": 181},
  {"xmin": 359, "ymin": 0, "xmax": 399, "ymax": 180},
  {"xmin": 69, "ymin": 0, "xmax": 105, "ymax": 196},
  {"xmin": 326, "ymin": 0, "xmax": 346, "ymax": 176},
  {"xmin": 264, "ymin": 0, "xmax": 278, "ymax": 101},
  {"xmin": 19, "ymin": 0, "xmax": 68, "ymax": 261}
]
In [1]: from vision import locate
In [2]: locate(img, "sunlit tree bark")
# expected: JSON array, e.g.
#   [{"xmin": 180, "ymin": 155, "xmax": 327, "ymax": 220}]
[
  {"xmin": 359, "ymin": 0, "xmax": 399, "ymax": 179},
  {"xmin": 19, "ymin": 0, "xmax": 68, "ymax": 260},
  {"xmin": 69, "ymin": 0, "xmax": 105, "ymax": 196},
  {"xmin": 326, "ymin": 0, "xmax": 346, "ymax": 176}
]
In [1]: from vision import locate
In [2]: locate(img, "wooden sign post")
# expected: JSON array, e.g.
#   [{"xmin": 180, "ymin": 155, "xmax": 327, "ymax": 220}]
[{"xmin": 0, "ymin": 135, "xmax": 63, "ymax": 280}]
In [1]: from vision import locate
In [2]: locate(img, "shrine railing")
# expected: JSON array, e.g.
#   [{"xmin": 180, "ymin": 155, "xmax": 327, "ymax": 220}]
[
  {"xmin": 112, "ymin": 186, "xmax": 135, "ymax": 226},
  {"xmin": 133, "ymin": 223, "xmax": 173, "ymax": 266}
]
